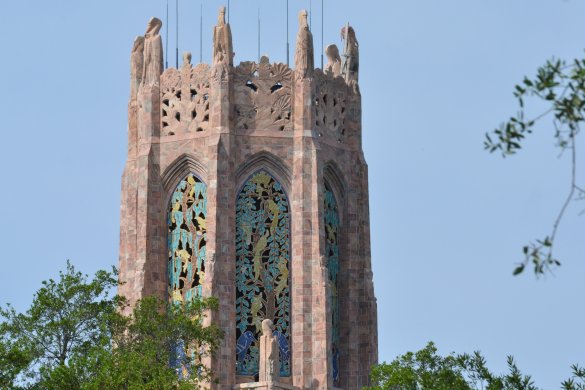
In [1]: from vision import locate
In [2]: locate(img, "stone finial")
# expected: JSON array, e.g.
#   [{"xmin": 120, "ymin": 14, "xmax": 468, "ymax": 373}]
[
  {"xmin": 182, "ymin": 51, "xmax": 192, "ymax": 67},
  {"xmin": 294, "ymin": 9, "xmax": 314, "ymax": 80},
  {"xmin": 324, "ymin": 44, "xmax": 341, "ymax": 77},
  {"xmin": 259, "ymin": 319, "xmax": 280, "ymax": 383},
  {"xmin": 142, "ymin": 17, "xmax": 163, "ymax": 87},
  {"xmin": 213, "ymin": 6, "xmax": 234, "ymax": 66},
  {"xmin": 340, "ymin": 25, "xmax": 359, "ymax": 84},
  {"xmin": 130, "ymin": 36, "xmax": 145, "ymax": 100}
]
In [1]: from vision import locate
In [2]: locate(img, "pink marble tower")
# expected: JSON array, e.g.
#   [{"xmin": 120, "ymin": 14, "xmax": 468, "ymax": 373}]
[{"xmin": 118, "ymin": 8, "xmax": 377, "ymax": 390}]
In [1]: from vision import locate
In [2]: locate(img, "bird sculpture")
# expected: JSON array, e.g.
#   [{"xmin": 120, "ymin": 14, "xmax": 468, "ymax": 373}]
[
  {"xmin": 272, "ymin": 330, "xmax": 290, "ymax": 361},
  {"xmin": 236, "ymin": 331, "xmax": 256, "ymax": 362},
  {"xmin": 213, "ymin": 6, "xmax": 233, "ymax": 66}
]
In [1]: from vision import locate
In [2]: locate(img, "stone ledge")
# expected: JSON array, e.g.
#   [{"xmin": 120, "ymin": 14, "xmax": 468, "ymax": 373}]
[{"xmin": 232, "ymin": 381, "xmax": 300, "ymax": 390}]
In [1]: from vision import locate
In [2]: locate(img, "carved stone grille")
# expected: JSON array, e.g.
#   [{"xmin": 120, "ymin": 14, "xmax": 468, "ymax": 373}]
[
  {"xmin": 315, "ymin": 70, "xmax": 348, "ymax": 143},
  {"xmin": 160, "ymin": 64, "xmax": 211, "ymax": 136},
  {"xmin": 235, "ymin": 171, "xmax": 291, "ymax": 377},
  {"xmin": 167, "ymin": 174, "xmax": 207, "ymax": 304},
  {"xmin": 324, "ymin": 186, "xmax": 340, "ymax": 385},
  {"xmin": 234, "ymin": 61, "xmax": 293, "ymax": 132}
]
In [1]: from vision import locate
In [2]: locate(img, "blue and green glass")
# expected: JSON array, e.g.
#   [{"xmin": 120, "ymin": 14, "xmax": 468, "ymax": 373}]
[
  {"xmin": 167, "ymin": 174, "xmax": 207, "ymax": 305},
  {"xmin": 324, "ymin": 186, "xmax": 340, "ymax": 385},
  {"xmin": 236, "ymin": 171, "xmax": 291, "ymax": 377}
]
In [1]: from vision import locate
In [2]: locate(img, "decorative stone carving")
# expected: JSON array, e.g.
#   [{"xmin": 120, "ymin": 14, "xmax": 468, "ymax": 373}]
[
  {"xmin": 341, "ymin": 25, "xmax": 359, "ymax": 85},
  {"xmin": 130, "ymin": 36, "xmax": 145, "ymax": 100},
  {"xmin": 234, "ymin": 58, "xmax": 293, "ymax": 132},
  {"xmin": 182, "ymin": 51, "xmax": 192, "ymax": 68},
  {"xmin": 259, "ymin": 319, "xmax": 280, "ymax": 383},
  {"xmin": 294, "ymin": 10, "xmax": 314, "ymax": 80},
  {"xmin": 213, "ymin": 6, "xmax": 234, "ymax": 66},
  {"xmin": 142, "ymin": 17, "xmax": 164, "ymax": 87},
  {"xmin": 314, "ymin": 69, "xmax": 349, "ymax": 143},
  {"xmin": 324, "ymin": 44, "xmax": 341, "ymax": 78},
  {"xmin": 160, "ymin": 63, "xmax": 211, "ymax": 136}
]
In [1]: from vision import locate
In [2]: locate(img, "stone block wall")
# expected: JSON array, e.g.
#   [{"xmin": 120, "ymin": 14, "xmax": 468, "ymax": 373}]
[{"xmin": 118, "ymin": 13, "xmax": 377, "ymax": 390}]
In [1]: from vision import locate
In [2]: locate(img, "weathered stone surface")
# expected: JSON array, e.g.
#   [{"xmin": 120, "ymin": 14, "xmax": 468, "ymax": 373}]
[{"xmin": 119, "ymin": 12, "xmax": 377, "ymax": 390}]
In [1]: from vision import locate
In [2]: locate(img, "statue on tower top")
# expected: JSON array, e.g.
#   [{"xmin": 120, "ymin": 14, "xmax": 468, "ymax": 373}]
[
  {"xmin": 142, "ymin": 17, "xmax": 163, "ymax": 87},
  {"xmin": 341, "ymin": 25, "xmax": 359, "ymax": 85},
  {"xmin": 324, "ymin": 44, "xmax": 342, "ymax": 77},
  {"xmin": 213, "ymin": 6, "xmax": 234, "ymax": 66},
  {"xmin": 294, "ymin": 9, "xmax": 314, "ymax": 80}
]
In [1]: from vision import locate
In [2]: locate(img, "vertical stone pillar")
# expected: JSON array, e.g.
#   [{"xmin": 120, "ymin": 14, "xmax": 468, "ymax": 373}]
[
  {"xmin": 119, "ymin": 37, "xmax": 143, "ymax": 311},
  {"xmin": 119, "ymin": 18, "xmax": 166, "ymax": 308},
  {"xmin": 291, "ymin": 74, "xmax": 328, "ymax": 389},
  {"xmin": 207, "ymin": 64, "xmax": 236, "ymax": 389}
]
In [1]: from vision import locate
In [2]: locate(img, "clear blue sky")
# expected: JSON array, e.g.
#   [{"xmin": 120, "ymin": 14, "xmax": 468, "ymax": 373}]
[{"xmin": 0, "ymin": 0, "xmax": 584, "ymax": 387}]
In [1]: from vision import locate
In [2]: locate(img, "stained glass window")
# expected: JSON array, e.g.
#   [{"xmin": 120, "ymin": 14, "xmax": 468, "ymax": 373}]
[
  {"xmin": 236, "ymin": 171, "xmax": 291, "ymax": 377},
  {"xmin": 168, "ymin": 174, "xmax": 207, "ymax": 305},
  {"xmin": 324, "ymin": 186, "xmax": 340, "ymax": 386}
]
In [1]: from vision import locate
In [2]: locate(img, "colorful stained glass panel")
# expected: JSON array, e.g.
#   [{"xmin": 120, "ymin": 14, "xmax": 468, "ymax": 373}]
[
  {"xmin": 168, "ymin": 174, "xmax": 207, "ymax": 305},
  {"xmin": 236, "ymin": 171, "xmax": 291, "ymax": 377},
  {"xmin": 324, "ymin": 186, "xmax": 340, "ymax": 386}
]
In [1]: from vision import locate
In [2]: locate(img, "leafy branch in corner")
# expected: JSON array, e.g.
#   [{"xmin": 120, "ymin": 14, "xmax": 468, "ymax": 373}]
[{"xmin": 485, "ymin": 57, "xmax": 585, "ymax": 276}]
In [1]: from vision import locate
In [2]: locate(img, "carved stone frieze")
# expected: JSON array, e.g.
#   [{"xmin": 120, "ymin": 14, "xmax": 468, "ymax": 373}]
[
  {"xmin": 234, "ymin": 58, "xmax": 293, "ymax": 132},
  {"xmin": 314, "ymin": 69, "xmax": 349, "ymax": 143},
  {"xmin": 160, "ymin": 62, "xmax": 211, "ymax": 136}
]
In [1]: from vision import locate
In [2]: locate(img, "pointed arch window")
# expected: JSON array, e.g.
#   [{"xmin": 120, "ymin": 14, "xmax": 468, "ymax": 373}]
[
  {"xmin": 236, "ymin": 171, "xmax": 291, "ymax": 378},
  {"xmin": 324, "ymin": 184, "xmax": 340, "ymax": 386},
  {"xmin": 167, "ymin": 174, "xmax": 208, "ymax": 304}
]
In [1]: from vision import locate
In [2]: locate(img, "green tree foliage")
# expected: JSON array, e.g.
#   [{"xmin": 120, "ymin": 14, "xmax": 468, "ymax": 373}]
[
  {"xmin": 0, "ymin": 262, "xmax": 222, "ymax": 390},
  {"xmin": 485, "ymin": 57, "xmax": 585, "ymax": 276},
  {"xmin": 366, "ymin": 342, "xmax": 585, "ymax": 390}
]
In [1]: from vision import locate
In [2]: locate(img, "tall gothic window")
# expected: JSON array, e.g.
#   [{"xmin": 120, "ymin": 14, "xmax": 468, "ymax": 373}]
[
  {"xmin": 324, "ymin": 185, "xmax": 340, "ymax": 386},
  {"xmin": 167, "ymin": 174, "xmax": 207, "ymax": 305},
  {"xmin": 236, "ymin": 171, "xmax": 291, "ymax": 378}
]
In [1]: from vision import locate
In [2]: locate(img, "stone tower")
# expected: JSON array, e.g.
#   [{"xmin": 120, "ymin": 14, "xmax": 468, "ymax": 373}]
[{"xmin": 118, "ymin": 8, "xmax": 377, "ymax": 390}]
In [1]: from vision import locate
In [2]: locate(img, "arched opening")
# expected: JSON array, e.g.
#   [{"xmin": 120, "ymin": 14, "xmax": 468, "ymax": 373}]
[
  {"xmin": 324, "ymin": 183, "xmax": 340, "ymax": 386},
  {"xmin": 167, "ymin": 174, "xmax": 208, "ymax": 305},
  {"xmin": 235, "ymin": 170, "xmax": 291, "ymax": 378}
]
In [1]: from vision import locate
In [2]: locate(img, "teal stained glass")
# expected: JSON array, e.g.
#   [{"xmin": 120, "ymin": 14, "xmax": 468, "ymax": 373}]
[
  {"xmin": 235, "ymin": 171, "xmax": 291, "ymax": 377},
  {"xmin": 324, "ymin": 186, "xmax": 340, "ymax": 385},
  {"xmin": 167, "ymin": 174, "xmax": 207, "ymax": 305}
]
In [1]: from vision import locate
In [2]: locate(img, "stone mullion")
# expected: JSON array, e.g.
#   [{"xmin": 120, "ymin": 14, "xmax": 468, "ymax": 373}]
[
  {"xmin": 344, "ymin": 156, "xmax": 364, "ymax": 390},
  {"xmin": 208, "ymin": 69, "xmax": 236, "ymax": 389},
  {"xmin": 356, "ymin": 162, "xmax": 376, "ymax": 387}
]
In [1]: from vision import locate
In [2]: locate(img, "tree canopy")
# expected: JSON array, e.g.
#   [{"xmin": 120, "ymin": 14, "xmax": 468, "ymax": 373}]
[
  {"xmin": 366, "ymin": 342, "xmax": 585, "ymax": 390},
  {"xmin": 0, "ymin": 261, "xmax": 222, "ymax": 390}
]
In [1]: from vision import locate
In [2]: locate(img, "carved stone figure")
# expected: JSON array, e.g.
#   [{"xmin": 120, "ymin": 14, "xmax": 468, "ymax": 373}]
[
  {"xmin": 294, "ymin": 10, "xmax": 314, "ymax": 79},
  {"xmin": 259, "ymin": 319, "xmax": 280, "ymax": 383},
  {"xmin": 182, "ymin": 51, "xmax": 192, "ymax": 68},
  {"xmin": 324, "ymin": 44, "xmax": 341, "ymax": 77},
  {"xmin": 142, "ymin": 17, "xmax": 163, "ymax": 87},
  {"xmin": 341, "ymin": 25, "xmax": 359, "ymax": 84},
  {"xmin": 130, "ymin": 36, "xmax": 145, "ymax": 100},
  {"xmin": 212, "ymin": 6, "xmax": 234, "ymax": 66}
]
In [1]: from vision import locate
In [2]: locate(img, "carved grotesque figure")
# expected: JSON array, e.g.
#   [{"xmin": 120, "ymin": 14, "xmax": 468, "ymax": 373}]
[
  {"xmin": 130, "ymin": 36, "xmax": 145, "ymax": 100},
  {"xmin": 142, "ymin": 17, "xmax": 163, "ymax": 87},
  {"xmin": 341, "ymin": 25, "xmax": 359, "ymax": 84},
  {"xmin": 259, "ymin": 319, "xmax": 280, "ymax": 383},
  {"xmin": 213, "ymin": 6, "xmax": 234, "ymax": 66},
  {"xmin": 294, "ymin": 9, "xmax": 314, "ymax": 80},
  {"xmin": 324, "ymin": 44, "xmax": 341, "ymax": 77}
]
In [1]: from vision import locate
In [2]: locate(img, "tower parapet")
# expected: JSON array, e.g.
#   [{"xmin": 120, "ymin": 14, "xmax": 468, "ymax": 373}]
[{"xmin": 119, "ymin": 7, "xmax": 376, "ymax": 390}]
